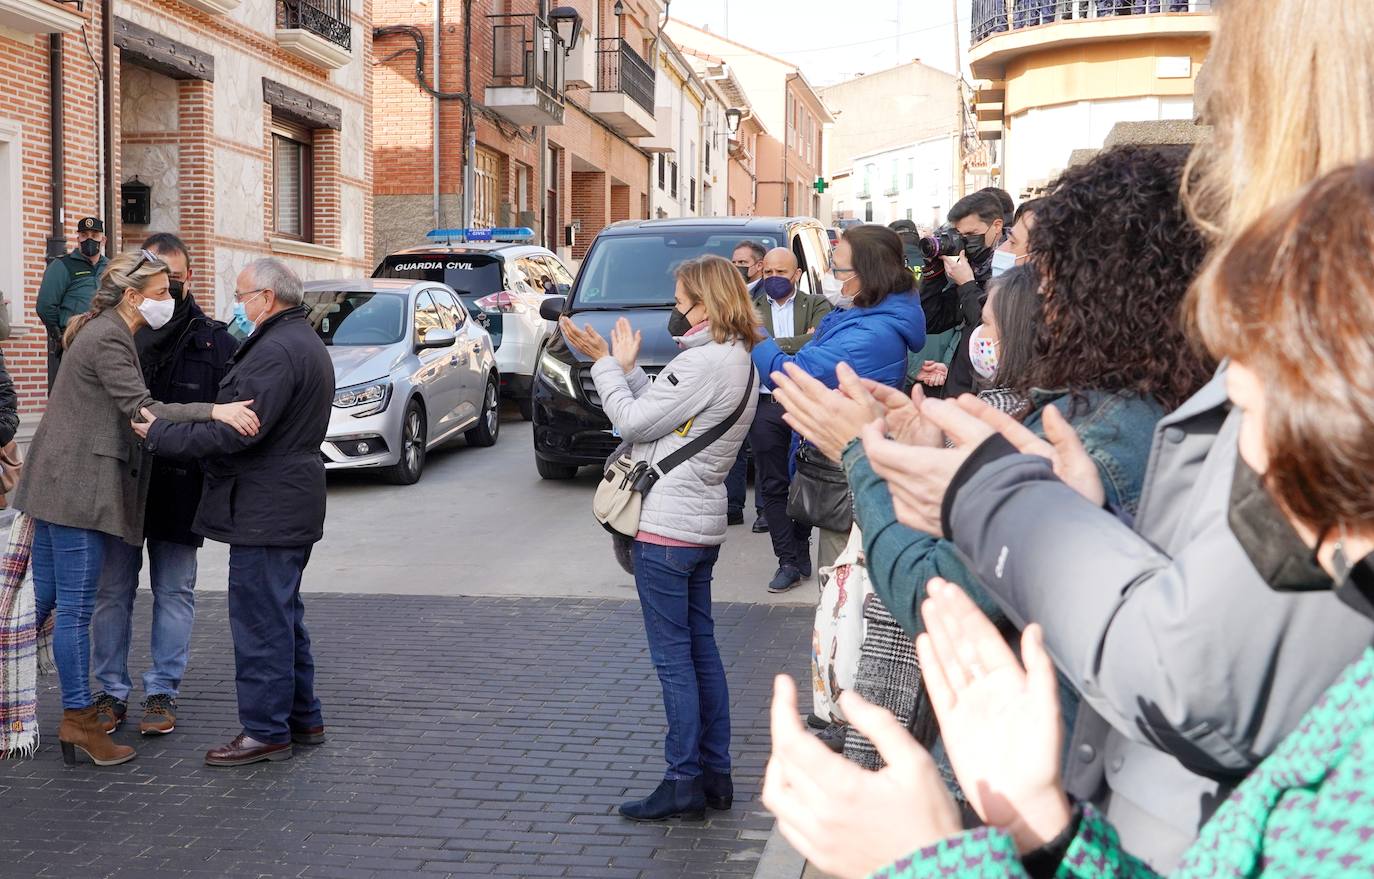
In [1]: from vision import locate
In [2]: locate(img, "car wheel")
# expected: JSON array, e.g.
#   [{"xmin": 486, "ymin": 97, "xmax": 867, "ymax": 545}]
[
  {"xmin": 465, "ymin": 374, "xmax": 500, "ymax": 447},
  {"xmin": 517, "ymin": 396, "xmax": 534, "ymax": 421},
  {"xmin": 382, "ymin": 400, "xmax": 427, "ymax": 485},
  {"xmin": 536, "ymin": 455, "xmax": 578, "ymax": 480}
]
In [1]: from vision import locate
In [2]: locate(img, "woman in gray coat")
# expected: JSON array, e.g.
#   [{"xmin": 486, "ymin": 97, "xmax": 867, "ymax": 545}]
[
  {"xmin": 13, "ymin": 250, "xmax": 258, "ymax": 767},
  {"xmin": 560, "ymin": 254, "xmax": 759, "ymax": 822}
]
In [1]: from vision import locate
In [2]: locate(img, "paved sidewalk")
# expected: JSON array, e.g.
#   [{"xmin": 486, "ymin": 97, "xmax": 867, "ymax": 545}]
[{"xmin": 0, "ymin": 594, "xmax": 811, "ymax": 879}]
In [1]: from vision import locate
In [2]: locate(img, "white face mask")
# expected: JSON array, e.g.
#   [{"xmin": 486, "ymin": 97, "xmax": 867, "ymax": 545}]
[
  {"xmin": 969, "ymin": 323, "xmax": 1000, "ymax": 381},
  {"xmin": 990, "ymin": 249, "xmax": 1019, "ymax": 278},
  {"xmin": 138, "ymin": 295, "xmax": 176, "ymax": 330},
  {"xmin": 821, "ymin": 273, "xmax": 854, "ymax": 309}
]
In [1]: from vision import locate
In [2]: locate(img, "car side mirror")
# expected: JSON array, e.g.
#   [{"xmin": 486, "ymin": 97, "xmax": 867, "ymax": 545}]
[
  {"xmin": 419, "ymin": 328, "xmax": 457, "ymax": 350},
  {"xmin": 538, "ymin": 296, "xmax": 567, "ymax": 322}
]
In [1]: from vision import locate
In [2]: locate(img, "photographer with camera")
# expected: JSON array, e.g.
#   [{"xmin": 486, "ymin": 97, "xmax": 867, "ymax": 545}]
[{"xmin": 917, "ymin": 192, "xmax": 1006, "ymax": 398}]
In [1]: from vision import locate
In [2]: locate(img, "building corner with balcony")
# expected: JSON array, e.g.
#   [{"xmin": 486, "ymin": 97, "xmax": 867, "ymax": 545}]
[
  {"xmin": 371, "ymin": 0, "xmax": 675, "ymax": 268},
  {"xmin": 970, "ymin": 0, "xmax": 1213, "ymax": 199},
  {"xmin": 0, "ymin": 0, "xmax": 374, "ymax": 429}
]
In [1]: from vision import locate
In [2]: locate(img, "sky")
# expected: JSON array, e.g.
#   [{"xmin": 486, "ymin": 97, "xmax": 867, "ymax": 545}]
[{"xmin": 663, "ymin": 0, "xmax": 975, "ymax": 87}]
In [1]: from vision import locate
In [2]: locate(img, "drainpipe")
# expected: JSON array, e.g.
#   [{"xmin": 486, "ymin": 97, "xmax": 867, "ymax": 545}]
[
  {"xmin": 461, "ymin": 0, "xmax": 474, "ymax": 230},
  {"xmin": 538, "ymin": 0, "xmax": 548, "ymax": 243},
  {"xmin": 102, "ymin": 0, "xmax": 115, "ymax": 244},
  {"xmin": 433, "ymin": 0, "xmax": 442, "ymax": 229},
  {"xmin": 46, "ymin": 34, "xmax": 66, "ymax": 261}
]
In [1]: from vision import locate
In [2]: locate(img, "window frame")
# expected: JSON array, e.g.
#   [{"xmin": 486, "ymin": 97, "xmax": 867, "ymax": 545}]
[
  {"xmin": 412, "ymin": 290, "xmax": 445, "ymax": 343},
  {"xmin": 271, "ymin": 120, "xmax": 314, "ymax": 242}
]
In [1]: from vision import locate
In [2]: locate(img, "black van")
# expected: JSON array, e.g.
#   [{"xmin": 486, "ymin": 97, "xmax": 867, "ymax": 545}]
[{"xmin": 531, "ymin": 216, "xmax": 832, "ymax": 479}]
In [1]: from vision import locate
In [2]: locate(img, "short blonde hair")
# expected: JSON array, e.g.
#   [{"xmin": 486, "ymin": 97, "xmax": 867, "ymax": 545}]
[{"xmin": 673, "ymin": 255, "xmax": 761, "ymax": 350}]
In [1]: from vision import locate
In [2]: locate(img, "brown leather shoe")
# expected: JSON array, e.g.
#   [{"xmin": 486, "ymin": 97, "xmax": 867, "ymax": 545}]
[
  {"xmin": 59, "ymin": 706, "xmax": 136, "ymax": 767},
  {"xmin": 204, "ymin": 733, "xmax": 292, "ymax": 767},
  {"xmin": 291, "ymin": 725, "xmax": 326, "ymax": 745}
]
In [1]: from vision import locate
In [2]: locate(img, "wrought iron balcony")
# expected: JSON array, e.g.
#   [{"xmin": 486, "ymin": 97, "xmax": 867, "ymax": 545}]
[
  {"xmin": 277, "ymin": 0, "xmax": 351, "ymax": 50},
  {"xmin": 972, "ymin": 0, "xmax": 1211, "ymax": 45},
  {"xmin": 486, "ymin": 13, "xmax": 566, "ymax": 126},
  {"xmin": 595, "ymin": 38, "xmax": 655, "ymax": 115}
]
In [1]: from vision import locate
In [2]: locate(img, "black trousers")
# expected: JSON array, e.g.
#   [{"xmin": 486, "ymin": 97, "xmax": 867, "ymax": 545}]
[{"xmin": 749, "ymin": 394, "xmax": 811, "ymax": 569}]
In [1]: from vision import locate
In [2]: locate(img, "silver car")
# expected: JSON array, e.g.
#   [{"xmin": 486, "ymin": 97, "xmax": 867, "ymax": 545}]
[{"xmin": 304, "ymin": 279, "xmax": 500, "ymax": 485}]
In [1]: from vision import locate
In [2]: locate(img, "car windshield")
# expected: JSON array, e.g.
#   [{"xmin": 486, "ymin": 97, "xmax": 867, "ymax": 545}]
[
  {"xmin": 303, "ymin": 291, "xmax": 408, "ymax": 346},
  {"xmin": 373, "ymin": 254, "xmax": 504, "ymax": 301},
  {"xmin": 571, "ymin": 231, "xmax": 779, "ymax": 308}
]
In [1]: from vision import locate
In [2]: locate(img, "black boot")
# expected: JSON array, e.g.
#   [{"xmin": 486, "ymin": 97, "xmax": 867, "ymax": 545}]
[
  {"xmin": 619, "ymin": 777, "xmax": 706, "ymax": 822},
  {"xmin": 703, "ymin": 769, "xmax": 733, "ymax": 810}
]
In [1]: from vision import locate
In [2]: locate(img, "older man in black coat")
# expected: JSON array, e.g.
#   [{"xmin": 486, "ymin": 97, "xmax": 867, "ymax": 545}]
[{"xmin": 137, "ymin": 257, "xmax": 334, "ymax": 767}]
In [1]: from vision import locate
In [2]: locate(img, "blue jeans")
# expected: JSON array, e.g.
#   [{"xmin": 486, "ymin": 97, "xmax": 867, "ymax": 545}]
[
  {"xmin": 227, "ymin": 544, "xmax": 323, "ymax": 744},
  {"xmin": 91, "ymin": 537, "xmax": 199, "ymax": 702},
  {"xmin": 31, "ymin": 520, "xmax": 107, "ymax": 710},
  {"xmin": 631, "ymin": 541, "xmax": 731, "ymax": 780}
]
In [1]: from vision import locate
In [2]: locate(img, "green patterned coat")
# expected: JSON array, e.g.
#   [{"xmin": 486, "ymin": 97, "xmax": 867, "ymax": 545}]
[{"xmin": 871, "ymin": 646, "xmax": 1374, "ymax": 878}]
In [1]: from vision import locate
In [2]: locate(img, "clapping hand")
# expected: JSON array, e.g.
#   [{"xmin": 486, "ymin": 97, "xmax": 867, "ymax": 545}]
[
  {"xmin": 955, "ymin": 397, "xmax": 1105, "ymax": 506},
  {"xmin": 771, "ymin": 362, "xmax": 882, "ymax": 461},
  {"xmin": 558, "ymin": 315, "xmax": 610, "ymax": 360},
  {"xmin": 762, "ymin": 675, "xmax": 961, "ymax": 879},
  {"xmin": 610, "ymin": 317, "xmax": 641, "ymax": 374},
  {"xmin": 857, "ymin": 379, "xmax": 944, "ymax": 447},
  {"xmin": 917, "ymin": 579, "xmax": 1072, "ymax": 853},
  {"xmin": 916, "ymin": 360, "xmax": 948, "ymax": 387}
]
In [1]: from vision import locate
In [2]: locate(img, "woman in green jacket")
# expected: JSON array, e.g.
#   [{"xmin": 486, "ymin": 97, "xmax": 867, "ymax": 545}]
[{"xmin": 759, "ymin": 163, "xmax": 1374, "ymax": 879}]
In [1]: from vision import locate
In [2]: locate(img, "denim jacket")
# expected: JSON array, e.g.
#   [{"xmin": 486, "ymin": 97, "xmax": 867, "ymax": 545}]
[{"xmin": 846, "ymin": 390, "xmax": 1165, "ymax": 637}]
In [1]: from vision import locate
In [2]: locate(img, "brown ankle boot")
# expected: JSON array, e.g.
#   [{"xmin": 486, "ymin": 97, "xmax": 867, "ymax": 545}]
[{"xmin": 59, "ymin": 706, "xmax": 136, "ymax": 767}]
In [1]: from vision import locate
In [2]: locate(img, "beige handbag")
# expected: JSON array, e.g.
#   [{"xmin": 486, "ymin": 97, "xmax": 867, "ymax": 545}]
[{"xmin": 593, "ymin": 364, "xmax": 755, "ymax": 538}]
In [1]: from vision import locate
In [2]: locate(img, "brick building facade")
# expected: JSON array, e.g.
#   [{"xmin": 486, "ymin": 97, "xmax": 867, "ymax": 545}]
[
  {"xmin": 0, "ymin": 0, "xmax": 374, "ymax": 425},
  {"xmin": 371, "ymin": 0, "xmax": 667, "ymax": 266}
]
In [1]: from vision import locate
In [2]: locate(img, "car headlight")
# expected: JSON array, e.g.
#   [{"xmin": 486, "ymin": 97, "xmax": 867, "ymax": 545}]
[
  {"xmin": 537, "ymin": 350, "xmax": 577, "ymax": 397},
  {"xmin": 333, "ymin": 380, "xmax": 392, "ymax": 417}
]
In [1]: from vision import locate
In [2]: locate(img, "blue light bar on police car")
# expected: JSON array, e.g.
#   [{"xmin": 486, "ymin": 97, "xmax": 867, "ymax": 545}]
[{"xmin": 425, "ymin": 227, "xmax": 536, "ymax": 243}]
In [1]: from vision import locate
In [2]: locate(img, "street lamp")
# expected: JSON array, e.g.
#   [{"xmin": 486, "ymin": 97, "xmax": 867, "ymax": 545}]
[
  {"xmin": 613, "ymin": 0, "xmax": 624, "ymax": 16},
  {"xmin": 548, "ymin": 6, "xmax": 582, "ymax": 53},
  {"xmin": 725, "ymin": 107, "xmax": 742, "ymax": 135}
]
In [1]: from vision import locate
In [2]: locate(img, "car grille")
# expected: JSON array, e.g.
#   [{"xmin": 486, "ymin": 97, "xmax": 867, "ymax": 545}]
[
  {"xmin": 571, "ymin": 431, "xmax": 623, "ymax": 460},
  {"xmin": 578, "ymin": 365, "xmax": 663, "ymax": 408}
]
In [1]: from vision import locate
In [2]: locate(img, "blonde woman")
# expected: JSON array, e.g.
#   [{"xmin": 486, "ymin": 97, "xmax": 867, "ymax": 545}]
[
  {"xmin": 560, "ymin": 254, "xmax": 759, "ymax": 822},
  {"xmin": 13, "ymin": 250, "xmax": 258, "ymax": 767}
]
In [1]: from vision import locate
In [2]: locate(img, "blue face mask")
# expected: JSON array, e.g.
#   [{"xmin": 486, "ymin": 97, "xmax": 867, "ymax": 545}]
[
  {"xmin": 760, "ymin": 276, "xmax": 794, "ymax": 301},
  {"xmin": 229, "ymin": 301, "xmax": 256, "ymax": 338}
]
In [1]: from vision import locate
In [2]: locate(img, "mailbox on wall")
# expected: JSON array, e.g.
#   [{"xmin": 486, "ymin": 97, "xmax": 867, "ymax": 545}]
[{"xmin": 121, "ymin": 177, "xmax": 151, "ymax": 226}]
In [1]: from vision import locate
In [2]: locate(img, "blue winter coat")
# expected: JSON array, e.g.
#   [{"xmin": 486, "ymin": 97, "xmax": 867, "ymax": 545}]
[{"xmin": 751, "ymin": 290, "xmax": 926, "ymax": 390}]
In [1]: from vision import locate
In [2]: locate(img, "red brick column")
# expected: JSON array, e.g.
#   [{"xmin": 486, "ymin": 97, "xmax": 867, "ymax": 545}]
[
  {"xmin": 609, "ymin": 183, "xmax": 630, "ymax": 224},
  {"xmin": 177, "ymin": 79, "xmax": 214, "ymax": 275},
  {"xmin": 570, "ymin": 170, "xmax": 607, "ymax": 260},
  {"xmin": 313, "ymin": 128, "xmax": 342, "ymax": 248}
]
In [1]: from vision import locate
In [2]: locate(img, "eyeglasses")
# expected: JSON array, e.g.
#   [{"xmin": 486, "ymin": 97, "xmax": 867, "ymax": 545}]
[{"xmin": 233, "ymin": 288, "xmax": 269, "ymax": 303}]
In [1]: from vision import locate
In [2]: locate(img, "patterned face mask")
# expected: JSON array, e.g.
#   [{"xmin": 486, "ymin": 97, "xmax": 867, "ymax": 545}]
[{"xmin": 969, "ymin": 324, "xmax": 999, "ymax": 380}]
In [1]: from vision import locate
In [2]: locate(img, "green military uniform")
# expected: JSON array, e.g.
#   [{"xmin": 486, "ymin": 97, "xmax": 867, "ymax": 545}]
[{"xmin": 36, "ymin": 250, "xmax": 107, "ymax": 332}]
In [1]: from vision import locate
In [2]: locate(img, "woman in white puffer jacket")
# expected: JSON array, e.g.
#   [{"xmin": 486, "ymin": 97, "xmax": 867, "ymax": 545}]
[{"xmin": 561, "ymin": 254, "xmax": 759, "ymax": 823}]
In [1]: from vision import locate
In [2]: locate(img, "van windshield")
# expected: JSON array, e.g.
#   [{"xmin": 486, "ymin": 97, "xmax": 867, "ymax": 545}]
[{"xmin": 572, "ymin": 231, "xmax": 779, "ymax": 309}]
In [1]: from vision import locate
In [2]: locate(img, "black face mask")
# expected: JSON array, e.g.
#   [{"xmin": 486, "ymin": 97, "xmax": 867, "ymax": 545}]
[
  {"xmin": 168, "ymin": 279, "xmax": 185, "ymax": 302},
  {"xmin": 962, "ymin": 229, "xmax": 994, "ymax": 262},
  {"xmin": 1227, "ymin": 456, "xmax": 1331, "ymax": 591},
  {"xmin": 668, "ymin": 307, "xmax": 694, "ymax": 338},
  {"xmin": 79, "ymin": 238, "xmax": 101, "ymax": 258},
  {"xmin": 738, "ymin": 265, "xmax": 752, "ymax": 282}
]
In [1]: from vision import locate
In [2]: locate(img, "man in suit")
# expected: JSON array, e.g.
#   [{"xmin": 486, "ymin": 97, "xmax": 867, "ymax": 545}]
[
  {"xmin": 136, "ymin": 258, "xmax": 334, "ymax": 767},
  {"xmin": 752, "ymin": 247, "xmax": 831, "ymax": 592}
]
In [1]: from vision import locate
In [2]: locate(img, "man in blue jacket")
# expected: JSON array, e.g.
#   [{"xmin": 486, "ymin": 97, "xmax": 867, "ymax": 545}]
[
  {"xmin": 90, "ymin": 233, "xmax": 238, "ymax": 738},
  {"xmin": 135, "ymin": 258, "xmax": 334, "ymax": 767}
]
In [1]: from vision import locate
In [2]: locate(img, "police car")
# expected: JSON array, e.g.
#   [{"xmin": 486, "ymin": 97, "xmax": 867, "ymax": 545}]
[{"xmin": 373, "ymin": 228, "xmax": 575, "ymax": 420}]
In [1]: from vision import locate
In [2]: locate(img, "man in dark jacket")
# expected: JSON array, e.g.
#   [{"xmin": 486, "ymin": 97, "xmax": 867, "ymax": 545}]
[
  {"xmin": 137, "ymin": 257, "xmax": 334, "ymax": 767},
  {"xmin": 90, "ymin": 233, "xmax": 238, "ymax": 737},
  {"xmin": 918, "ymin": 191, "xmax": 1004, "ymax": 398}
]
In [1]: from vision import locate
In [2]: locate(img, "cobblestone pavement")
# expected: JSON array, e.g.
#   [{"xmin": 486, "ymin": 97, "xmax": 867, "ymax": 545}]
[{"xmin": 0, "ymin": 593, "xmax": 811, "ymax": 879}]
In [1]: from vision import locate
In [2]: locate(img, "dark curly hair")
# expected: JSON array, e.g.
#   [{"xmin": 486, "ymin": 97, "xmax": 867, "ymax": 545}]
[{"xmin": 1024, "ymin": 145, "xmax": 1213, "ymax": 411}]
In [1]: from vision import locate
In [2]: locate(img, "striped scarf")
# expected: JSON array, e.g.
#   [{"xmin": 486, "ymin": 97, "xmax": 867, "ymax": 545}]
[{"xmin": 0, "ymin": 513, "xmax": 36, "ymax": 758}]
